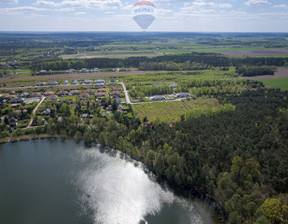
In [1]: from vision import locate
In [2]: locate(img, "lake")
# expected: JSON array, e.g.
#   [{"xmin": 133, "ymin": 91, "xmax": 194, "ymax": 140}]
[{"xmin": 0, "ymin": 139, "xmax": 220, "ymax": 224}]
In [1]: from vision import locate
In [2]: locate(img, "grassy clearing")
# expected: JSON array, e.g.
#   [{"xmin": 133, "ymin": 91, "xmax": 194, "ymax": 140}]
[
  {"xmin": 258, "ymin": 78, "xmax": 288, "ymax": 91},
  {"xmin": 132, "ymin": 98, "xmax": 234, "ymax": 123}
]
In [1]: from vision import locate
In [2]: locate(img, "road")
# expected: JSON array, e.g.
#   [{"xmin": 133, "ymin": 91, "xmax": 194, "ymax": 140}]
[
  {"xmin": 119, "ymin": 82, "xmax": 132, "ymax": 104},
  {"xmin": 26, "ymin": 96, "xmax": 45, "ymax": 128}
]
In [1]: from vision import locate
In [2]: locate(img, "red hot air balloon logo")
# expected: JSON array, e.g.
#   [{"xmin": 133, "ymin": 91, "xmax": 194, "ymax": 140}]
[{"xmin": 133, "ymin": 1, "xmax": 156, "ymax": 30}]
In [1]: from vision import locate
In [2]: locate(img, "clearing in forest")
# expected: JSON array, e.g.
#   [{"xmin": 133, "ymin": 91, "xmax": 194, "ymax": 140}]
[{"xmin": 132, "ymin": 98, "xmax": 234, "ymax": 123}]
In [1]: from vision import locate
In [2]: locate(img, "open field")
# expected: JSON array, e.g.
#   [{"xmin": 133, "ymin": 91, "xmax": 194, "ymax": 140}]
[
  {"xmin": 257, "ymin": 78, "xmax": 288, "ymax": 91},
  {"xmin": 0, "ymin": 71, "xmax": 158, "ymax": 88},
  {"xmin": 60, "ymin": 51, "xmax": 168, "ymax": 59},
  {"xmin": 132, "ymin": 98, "xmax": 234, "ymax": 123},
  {"xmin": 245, "ymin": 68, "xmax": 288, "ymax": 80},
  {"xmin": 206, "ymin": 48, "xmax": 288, "ymax": 56}
]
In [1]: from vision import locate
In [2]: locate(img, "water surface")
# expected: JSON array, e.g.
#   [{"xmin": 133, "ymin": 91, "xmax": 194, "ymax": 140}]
[{"xmin": 0, "ymin": 139, "xmax": 219, "ymax": 224}]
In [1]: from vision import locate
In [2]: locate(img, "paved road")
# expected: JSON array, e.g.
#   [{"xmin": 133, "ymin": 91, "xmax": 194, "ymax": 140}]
[{"xmin": 26, "ymin": 96, "xmax": 45, "ymax": 128}]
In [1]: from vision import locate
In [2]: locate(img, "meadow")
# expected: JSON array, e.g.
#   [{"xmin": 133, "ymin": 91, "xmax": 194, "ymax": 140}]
[
  {"xmin": 132, "ymin": 98, "xmax": 234, "ymax": 123},
  {"xmin": 258, "ymin": 78, "xmax": 288, "ymax": 90}
]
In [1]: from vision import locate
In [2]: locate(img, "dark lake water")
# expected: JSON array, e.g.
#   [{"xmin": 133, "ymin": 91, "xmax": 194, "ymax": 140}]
[{"xmin": 0, "ymin": 139, "xmax": 220, "ymax": 224}]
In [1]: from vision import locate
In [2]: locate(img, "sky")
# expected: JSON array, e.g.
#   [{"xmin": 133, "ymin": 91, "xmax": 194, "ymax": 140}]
[{"xmin": 0, "ymin": 0, "xmax": 287, "ymax": 32}]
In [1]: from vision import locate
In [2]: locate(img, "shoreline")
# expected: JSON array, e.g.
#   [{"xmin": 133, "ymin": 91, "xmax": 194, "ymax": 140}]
[{"xmin": 0, "ymin": 135, "xmax": 225, "ymax": 223}]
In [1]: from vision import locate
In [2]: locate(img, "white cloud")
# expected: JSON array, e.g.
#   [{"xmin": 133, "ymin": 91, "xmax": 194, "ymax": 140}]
[
  {"xmin": 218, "ymin": 3, "xmax": 232, "ymax": 8},
  {"xmin": 36, "ymin": 0, "xmax": 123, "ymax": 10},
  {"xmin": 244, "ymin": 0, "xmax": 269, "ymax": 6},
  {"xmin": 0, "ymin": 0, "xmax": 18, "ymax": 3},
  {"xmin": 272, "ymin": 4, "xmax": 288, "ymax": 8},
  {"xmin": 0, "ymin": 6, "xmax": 45, "ymax": 15},
  {"xmin": 183, "ymin": 1, "xmax": 232, "ymax": 10},
  {"xmin": 74, "ymin": 11, "xmax": 87, "ymax": 15}
]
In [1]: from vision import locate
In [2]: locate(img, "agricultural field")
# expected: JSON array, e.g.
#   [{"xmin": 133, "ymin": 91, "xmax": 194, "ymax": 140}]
[{"xmin": 258, "ymin": 78, "xmax": 288, "ymax": 91}]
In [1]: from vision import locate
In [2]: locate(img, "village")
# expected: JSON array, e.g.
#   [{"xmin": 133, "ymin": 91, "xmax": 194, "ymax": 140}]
[{"xmin": 0, "ymin": 75, "xmax": 192, "ymax": 133}]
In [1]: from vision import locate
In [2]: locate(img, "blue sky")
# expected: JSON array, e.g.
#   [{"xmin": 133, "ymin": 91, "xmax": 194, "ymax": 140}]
[{"xmin": 0, "ymin": 0, "xmax": 287, "ymax": 32}]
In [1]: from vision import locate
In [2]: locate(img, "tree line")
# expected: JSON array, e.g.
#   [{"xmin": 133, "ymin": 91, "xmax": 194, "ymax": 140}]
[{"xmin": 28, "ymin": 53, "xmax": 288, "ymax": 73}]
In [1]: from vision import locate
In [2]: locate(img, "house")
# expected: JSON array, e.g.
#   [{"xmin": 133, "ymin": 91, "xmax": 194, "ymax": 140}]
[
  {"xmin": 43, "ymin": 91, "xmax": 53, "ymax": 97},
  {"xmin": 110, "ymin": 91, "xmax": 121, "ymax": 96},
  {"xmin": 43, "ymin": 108, "xmax": 51, "ymax": 115},
  {"xmin": 169, "ymin": 83, "xmax": 177, "ymax": 88},
  {"xmin": 146, "ymin": 84, "xmax": 153, "ymax": 87},
  {"xmin": 96, "ymin": 92, "xmax": 106, "ymax": 97},
  {"xmin": 110, "ymin": 77, "xmax": 115, "ymax": 83},
  {"xmin": 113, "ymin": 87, "xmax": 122, "ymax": 91},
  {"xmin": 115, "ymin": 97, "xmax": 122, "ymax": 104},
  {"xmin": 46, "ymin": 95, "xmax": 58, "ymax": 100},
  {"xmin": 97, "ymin": 88, "xmax": 106, "ymax": 92},
  {"xmin": 86, "ymin": 89, "xmax": 95, "ymax": 94},
  {"xmin": 30, "ymin": 93, "xmax": 41, "ymax": 98},
  {"xmin": 11, "ymin": 103, "xmax": 21, "ymax": 108},
  {"xmin": 93, "ymin": 68, "xmax": 99, "ymax": 72},
  {"xmin": 19, "ymin": 92, "xmax": 29, "ymax": 98},
  {"xmin": 48, "ymin": 81, "xmax": 58, "ymax": 86},
  {"xmin": 95, "ymin": 79, "xmax": 106, "ymax": 83},
  {"xmin": 72, "ymin": 80, "xmax": 78, "ymax": 85},
  {"xmin": 30, "ymin": 93, "xmax": 42, "ymax": 98},
  {"xmin": 66, "ymin": 69, "xmax": 75, "ymax": 73},
  {"xmin": 39, "ymin": 70, "xmax": 47, "ymax": 74},
  {"xmin": 69, "ymin": 90, "xmax": 80, "ymax": 95},
  {"xmin": 83, "ymin": 80, "xmax": 92, "ymax": 84},
  {"xmin": 63, "ymin": 80, "xmax": 69, "ymax": 85},
  {"xmin": 57, "ymin": 91, "xmax": 68, "ymax": 96},
  {"xmin": 79, "ymin": 93, "xmax": 89, "ymax": 99},
  {"xmin": 80, "ymin": 68, "xmax": 90, "ymax": 73},
  {"xmin": 150, "ymin": 95, "xmax": 165, "ymax": 101},
  {"xmin": 22, "ymin": 109, "xmax": 28, "ymax": 114},
  {"xmin": 10, "ymin": 97, "xmax": 24, "ymax": 104},
  {"xmin": 4, "ymin": 95, "xmax": 15, "ymax": 99},
  {"xmin": 94, "ymin": 79, "xmax": 105, "ymax": 86},
  {"xmin": 176, "ymin": 92, "xmax": 191, "ymax": 98},
  {"xmin": 37, "ymin": 82, "xmax": 46, "ymax": 86},
  {"xmin": 10, "ymin": 117, "xmax": 18, "ymax": 127}
]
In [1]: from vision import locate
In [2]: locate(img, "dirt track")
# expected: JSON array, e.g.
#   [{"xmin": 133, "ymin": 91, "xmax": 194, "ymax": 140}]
[
  {"xmin": 208, "ymin": 48, "xmax": 288, "ymax": 57},
  {"xmin": 245, "ymin": 68, "xmax": 288, "ymax": 80}
]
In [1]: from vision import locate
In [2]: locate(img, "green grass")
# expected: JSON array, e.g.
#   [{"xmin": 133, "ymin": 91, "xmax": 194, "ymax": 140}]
[
  {"xmin": 132, "ymin": 98, "xmax": 234, "ymax": 123},
  {"xmin": 258, "ymin": 78, "xmax": 288, "ymax": 91}
]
